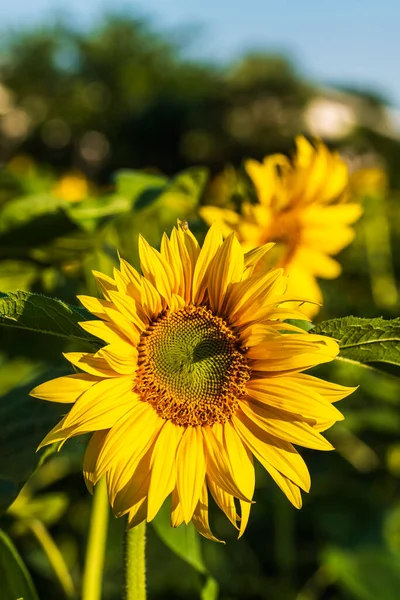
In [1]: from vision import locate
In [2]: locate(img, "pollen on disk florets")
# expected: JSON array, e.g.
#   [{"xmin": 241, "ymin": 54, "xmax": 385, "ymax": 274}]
[{"xmin": 136, "ymin": 304, "xmax": 250, "ymax": 427}]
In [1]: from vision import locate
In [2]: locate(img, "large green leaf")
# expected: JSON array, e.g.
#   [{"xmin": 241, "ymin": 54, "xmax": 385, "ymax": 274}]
[
  {"xmin": 65, "ymin": 194, "xmax": 133, "ymax": 232},
  {"xmin": 0, "ymin": 193, "xmax": 66, "ymax": 234},
  {"xmin": 0, "ymin": 261, "xmax": 39, "ymax": 292},
  {"xmin": 115, "ymin": 169, "xmax": 167, "ymax": 206},
  {"xmin": 313, "ymin": 316, "xmax": 400, "ymax": 372},
  {"xmin": 116, "ymin": 166, "xmax": 208, "ymax": 212},
  {"xmin": 152, "ymin": 502, "xmax": 218, "ymax": 600},
  {"xmin": 0, "ymin": 364, "xmax": 67, "ymax": 514},
  {"xmin": 0, "ymin": 291, "xmax": 97, "ymax": 343},
  {"xmin": 0, "ymin": 528, "xmax": 39, "ymax": 600},
  {"xmin": 323, "ymin": 546, "xmax": 400, "ymax": 600},
  {"xmin": 153, "ymin": 166, "xmax": 208, "ymax": 212},
  {"xmin": 65, "ymin": 167, "xmax": 207, "ymax": 237}
]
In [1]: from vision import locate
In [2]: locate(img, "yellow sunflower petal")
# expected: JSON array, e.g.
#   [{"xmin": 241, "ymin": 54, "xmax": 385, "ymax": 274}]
[
  {"xmin": 169, "ymin": 293, "xmax": 186, "ymax": 312},
  {"xmin": 245, "ymin": 378, "xmax": 344, "ymax": 424},
  {"xmin": 301, "ymin": 225, "xmax": 356, "ymax": 255},
  {"xmin": 292, "ymin": 246, "xmax": 342, "ymax": 279},
  {"xmin": 127, "ymin": 497, "xmax": 148, "ymax": 528},
  {"xmin": 249, "ymin": 337, "xmax": 338, "ymax": 375},
  {"xmin": 112, "ymin": 446, "xmax": 153, "ymax": 517},
  {"xmin": 117, "ymin": 259, "xmax": 143, "ymax": 305},
  {"xmin": 228, "ymin": 270, "xmax": 287, "ymax": 325},
  {"xmin": 160, "ymin": 233, "xmax": 181, "ymax": 292},
  {"xmin": 102, "ymin": 306, "xmax": 141, "ymax": 344},
  {"xmin": 202, "ymin": 425, "xmax": 251, "ymax": 502},
  {"xmin": 200, "ymin": 205, "xmax": 240, "ymax": 234},
  {"xmin": 92, "ymin": 270, "xmax": 117, "ymax": 300},
  {"xmin": 30, "ymin": 373, "xmax": 98, "ymax": 403},
  {"xmin": 232, "ymin": 411, "xmax": 311, "ymax": 492},
  {"xmin": 141, "ymin": 277, "xmax": 163, "ymax": 319},
  {"xmin": 147, "ymin": 421, "xmax": 184, "ymax": 522},
  {"xmin": 37, "ymin": 417, "xmax": 73, "ymax": 450},
  {"xmin": 138, "ymin": 235, "xmax": 174, "ymax": 304},
  {"xmin": 176, "ymin": 427, "xmax": 206, "ymax": 524},
  {"xmin": 171, "ymin": 486, "xmax": 185, "ymax": 528},
  {"xmin": 61, "ymin": 377, "xmax": 138, "ymax": 431},
  {"xmin": 108, "ymin": 290, "xmax": 147, "ymax": 331},
  {"xmin": 263, "ymin": 462, "xmax": 303, "ymax": 508},
  {"xmin": 223, "ymin": 423, "xmax": 255, "ymax": 500},
  {"xmin": 192, "ymin": 482, "xmax": 224, "ymax": 543},
  {"xmin": 95, "ymin": 402, "xmax": 163, "ymax": 485},
  {"xmin": 119, "ymin": 257, "xmax": 141, "ymax": 287},
  {"xmin": 96, "ymin": 343, "xmax": 138, "ymax": 375},
  {"xmin": 290, "ymin": 373, "xmax": 356, "ymax": 403},
  {"xmin": 170, "ymin": 226, "xmax": 200, "ymax": 303},
  {"xmin": 240, "ymin": 400, "xmax": 334, "ymax": 451},
  {"xmin": 243, "ymin": 243, "xmax": 275, "ymax": 274},
  {"xmin": 192, "ymin": 223, "xmax": 223, "ymax": 303},
  {"xmin": 83, "ymin": 431, "xmax": 108, "ymax": 493},
  {"xmin": 77, "ymin": 295, "xmax": 113, "ymax": 319},
  {"xmin": 208, "ymin": 233, "xmax": 244, "ymax": 313},
  {"xmin": 207, "ymin": 477, "xmax": 239, "ymax": 528},
  {"xmin": 78, "ymin": 320, "xmax": 125, "ymax": 345},
  {"xmin": 63, "ymin": 352, "xmax": 118, "ymax": 378}
]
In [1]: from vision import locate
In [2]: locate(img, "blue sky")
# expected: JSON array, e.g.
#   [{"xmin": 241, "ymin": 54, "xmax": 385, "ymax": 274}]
[{"xmin": 2, "ymin": 0, "xmax": 399, "ymax": 106}]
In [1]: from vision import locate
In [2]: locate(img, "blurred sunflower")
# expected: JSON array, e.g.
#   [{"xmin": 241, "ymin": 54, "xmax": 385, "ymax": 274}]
[
  {"xmin": 31, "ymin": 223, "xmax": 354, "ymax": 541},
  {"xmin": 52, "ymin": 172, "xmax": 89, "ymax": 203},
  {"xmin": 201, "ymin": 136, "xmax": 363, "ymax": 317}
]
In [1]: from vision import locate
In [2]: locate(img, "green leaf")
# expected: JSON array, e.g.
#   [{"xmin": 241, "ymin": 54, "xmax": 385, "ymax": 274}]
[
  {"xmin": 0, "ymin": 528, "xmax": 39, "ymax": 600},
  {"xmin": 313, "ymin": 316, "xmax": 400, "ymax": 372},
  {"xmin": 0, "ymin": 193, "xmax": 66, "ymax": 234},
  {"xmin": 9, "ymin": 492, "xmax": 69, "ymax": 527},
  {"xmin": 152, "ymin": 502, "xmax": 218, "ymax": 600},
  {"xmin": 0, "ymin": 290, "xmax": 97, "ymax": 343},
  {"xmin": 154, "ymin": 166, "xmax": 208, "ymax": 212},
  {"xmin": 285, "ymin": 319, "xmax": 314, "ymax": 332},
  {"xmin": 0, "ymin": 366, "xmax": 67, "ymax": 514},
  {"xmin": 152, "ymin": 503, "xmax": 206, "ymax": 573},
  {"xmin": 200, "ymin": 577, "xmax": 219, "ymax": 600},
  {"xmin": 0, "ymin": 261, "xmax": 39, "ymax": 292},
  {"xmin": 117, "ymin": 166, "xmax": 208, "ymax": 212},
  {"xmin": 323, "ymin": 546, "xmax": 400, "ymax": 600},
  {"xmin": 65, "ymin": 194, "xmax": 132, "ymax": 232},
  {"xmin": 67, "ymin": 171, "xmax": 168, "ymax": 232},
  {"xmin": 115, "ymin": 169, "xmax": 167, "ymax": 206}
]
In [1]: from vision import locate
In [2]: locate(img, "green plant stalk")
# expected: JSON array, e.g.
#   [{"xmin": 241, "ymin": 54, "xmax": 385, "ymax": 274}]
[
  {"xmin": 125, "ymin": 522, "xmax": 146, "ymax": 600},
  {"xmin": 28, "ymin": 519, "xmax": 75, "ymax": 598},
  {"xmin": 82, "ymin": 477, "xmax": 109, "ymax": 600}
]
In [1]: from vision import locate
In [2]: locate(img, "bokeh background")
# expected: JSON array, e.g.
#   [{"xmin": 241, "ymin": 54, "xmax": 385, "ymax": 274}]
[{"xmin": 1, "ymin": 2, "xmax": 400, "ymax": 599}]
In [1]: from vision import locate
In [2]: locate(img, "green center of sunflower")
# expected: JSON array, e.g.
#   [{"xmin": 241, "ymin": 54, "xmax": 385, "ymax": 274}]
[{"xmin": 136, "ymin": 305, "xmax": 250, "ymax": 427}]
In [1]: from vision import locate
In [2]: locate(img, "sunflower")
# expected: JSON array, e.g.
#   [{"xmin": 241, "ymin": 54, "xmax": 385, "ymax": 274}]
[
  {"xmin": 31, "ymin": 223, "xmax": 354, "ymax": 541},
  {"xmin": 201, "ymin": 136, "xmax": 363, "ymax": 317}
]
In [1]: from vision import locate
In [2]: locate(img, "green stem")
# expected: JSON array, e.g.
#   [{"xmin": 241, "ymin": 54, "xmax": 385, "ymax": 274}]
[
  {"xmin": 125, "ymin": 522, "xmax": 146, "ymax": 600},
  {"xmin": 82, "ymin": 477, "xmax": 109, "ymax": 600},
  {"xmin": 28, "ymin": 519, "xmax": 75, "ymax": 598}
]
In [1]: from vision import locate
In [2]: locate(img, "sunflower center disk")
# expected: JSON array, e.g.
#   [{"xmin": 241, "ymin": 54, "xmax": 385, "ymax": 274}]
[
  {"xmin": 268, "ymin": 210, "xmax": 301, "ymax": 245},
  {"xmin": 137, "ymin": 305, "xmax": 250, "ymax": 427}
]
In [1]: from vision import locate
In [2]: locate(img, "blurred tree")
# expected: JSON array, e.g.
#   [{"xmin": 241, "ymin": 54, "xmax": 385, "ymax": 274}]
[{"xmin": 0, "ymin": 16, "xmax": 313, "ymax": 180}]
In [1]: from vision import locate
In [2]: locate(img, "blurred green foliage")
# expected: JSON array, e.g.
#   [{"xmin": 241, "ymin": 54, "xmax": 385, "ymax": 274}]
[{"xmin": 0, "ymin": 12, "xmax": 400, "ymax": 600}]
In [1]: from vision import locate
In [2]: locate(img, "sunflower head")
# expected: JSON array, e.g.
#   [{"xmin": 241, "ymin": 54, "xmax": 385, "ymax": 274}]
[
  {"xmin": 201, "ymin": 137, "xmax": 363, "ymax": 317},
  {"xmin": 52, "ymin": 172, "xmax": 89, "ymax": 203},
  {"xmin": 31, "ymin": 222, "xmax": 355, "ymax": 541}
]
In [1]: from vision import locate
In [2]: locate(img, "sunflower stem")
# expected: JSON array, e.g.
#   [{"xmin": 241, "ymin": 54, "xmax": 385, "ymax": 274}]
[
  {"xmin": 82, "ymin": 477, "xmax": 109, "ymax": 600},
  {"xmin": 125, "ymin": 522, "xmax": 147, "ymax": 600}
]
